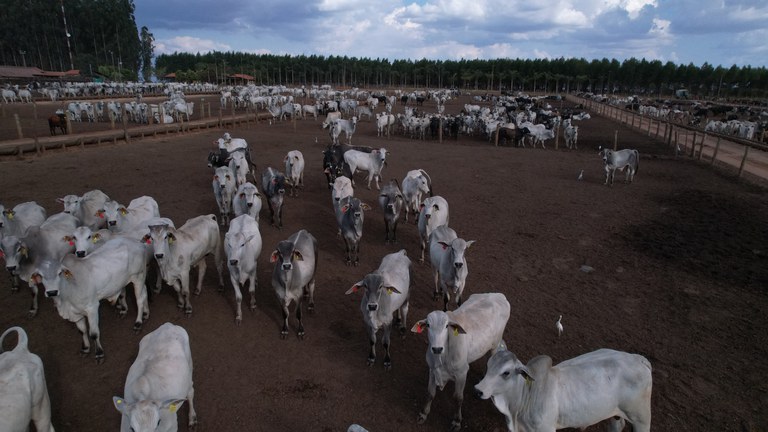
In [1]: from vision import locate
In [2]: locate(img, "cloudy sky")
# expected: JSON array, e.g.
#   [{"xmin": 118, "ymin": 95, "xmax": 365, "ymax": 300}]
[{"xmin": 134, "ymin": 0, "xmax": 768, "ymax": 68}]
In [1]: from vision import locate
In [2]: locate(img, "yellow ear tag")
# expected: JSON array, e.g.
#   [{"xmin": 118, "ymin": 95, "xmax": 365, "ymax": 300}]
[
  {"xmin": 116, "ymin": 399, "xmax": 123, "ymax": 404},
  {"xmin": 387, "ymin": 288, "xmax": 393, "ymax": 295},
  {"xmin": 453, "ymin": 327, "xmax": 459, "ymax": 337},
  {"xmin": 7, "ymin": 212, "xmax": 14, "ymax": 220},
  {"xmin": 120, "ymin": 209, "xmax": 128, "ymax": 216},
  {"xmin": 524, "ymin": 376, "xmax": 532, "ymax": 386},
  {"xmin": 168, "ymin": 237, "xmax": 175, "ymax": 245},
  {"xmin": 169, "ymin": 403, "xmax": 178, "ymax": 413}
]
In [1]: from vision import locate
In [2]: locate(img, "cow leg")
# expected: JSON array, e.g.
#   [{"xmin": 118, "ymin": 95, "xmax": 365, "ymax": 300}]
[
  {"xmin": 384, "ymin": 220, "xmax": 390, "ymax": 243},
  {"xmin": 280, "ymin": 301, "xmax": 290, "ymax": 339},
  {"xmin": 248, "ymin": 273, "xmax": 258, "ymax": 312},
  {"xmin": 432, "ymin": 270, "xmax": 441, "ymax": 301},
  {"xmin": 305, "ymin": 278, "xmax": 316, "ymax": 312},
  {"xmin": 392, "ymin": 220, "xmax": 398, "ymax": 243},
  {"xmin": 451, "ymin": 370, "xmax": 469, "ymax": 431},
  {"xmin": 28, "ymin": 280, "xmax": 39, "ymax": 318},
  {"xmin": 75, "ymin": 318, "xmax": 91, "ymax": 355},
  {"xmin": 86, "ymin": 308, "xmax": 105, "ymax": 362},
  {"xmin": 442, "ymin": 290, "xmax": 451, "ymax": 312},
  {"xmin": 132, "ymin": 276, "xmax": 148, "ymax": 331},
  {"xmin": 170, "ymin": 279, "xmax": 185, "ymax": 309},
  {"xmin": 367, "ymin": 326, "xmax": 377, "ymax": 366},
  {"xmin": 231, "ymin": 274, "xmax": 244, "ymax": 324},
  {"xmin": 194, "ymin": 260, "xmax": 207, "ymax": 296},
  {"xmin": 179, "ymin": 273, "xmax": 193, "ymax": 315},
  {"xmin": 30, "ymin": 387, "xmax": 53, "ymax": 432},
  {"xmin": 382, "ymin": 324, "xmax": 393, "ymax": 370},
  {"xmin": 295, "ymin": 299, "xmax": 305, "ymax": 339},
  {"xmin": 607, "ymin": 417, "xmax": 627, "ymax": 432},
  {"xmin": 417, "ymin": 372, "xmax": 438, "ymax": 424}
]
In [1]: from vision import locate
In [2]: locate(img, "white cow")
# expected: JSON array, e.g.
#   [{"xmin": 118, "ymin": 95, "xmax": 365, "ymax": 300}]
[
  {"xmin": 376, "ymin": 112, "xmax": 397, "ymax": 137},
  {"xmin": 58, "ymin": 189, "xmax": 111, "ymax": 230},
  {"xmin": 2, "ymin": 88, "xmax": 17, "ymax": 104},
  {"xmin": 225, "ymin": 214, "xmax": 262, "ymax": 324},
  {"xmin": 344, "ymin": 148, "xmax": 388, "ymax": 190},
  {"xmin": 475, "ymin": 347, "xmax": 652, "ymax": 432},
  {"xmin": 32, "ymin": 237, "xmax": 150, "ymax": 361},
  {"xmin": 284, "ymin": 150, "xmax": 305, "ymax": 197},
  {"xmin": 0, "ymin": 327, "xmax": 55, "ymax": 432},
  {"xmin": 101, "ymin": 196, "xmax": 161, "ymax": 233},
  {"xmin": 213, "ymin": 166, "xmax": 236, "ymax": 225},
  {"xmin": 345, "ymin": 249, "xmax": 411, "ymax": 369},
  {"xmin": 146, "ymin": 216, "xmax": 225, "ymax": 315},
  {"xmin": 411, "ymin": 293, "xmax": 511, "ymax": 431},
  {"xmin": 233, "ymin": 182, "xmax": 262, "ymax": 222},
  {"xmin": 428, "ymin": 225, "xmax": 475, "ymax": 311},
  {"xmin": 599, "ymin": 147, "xmax": 639, "ymax": 185},
  {"xmin": 229, "ymin": 151, "xmax": 251, "ymax": 188},
  {"xmin": 565, "ymin": 124, "xmax": 579, "ymax": 149},
  {"xmin": 0, "ymin": 201, "xmax": 47, "ymax": 238},
  {"xmin": 417, "ymin": 195, "xmax": 449, "ymax": 263},
  {"xmin": 331, "ymin": 116, "xmax": 358, "ymax": 144},
  {"xmin": 520, "ymin": 122, "xmax": 555, "ymax": 148},
  {"xmin": 113, "ymin": 323, "xmax": 197, "ymax": 432},
  {"xmin": 401, "ymin": 169, "xmax": 432, "ymax": 223}
]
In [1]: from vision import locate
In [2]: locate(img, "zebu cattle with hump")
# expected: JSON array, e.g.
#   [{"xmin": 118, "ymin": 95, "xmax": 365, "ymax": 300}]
[
  {"xmin": 32, "ymin": 236, "xmax": 151, "ymax": 362},
  {"xmin": 261, "ymin": 167, "xmax": 287, "ymax": 229},
  {"xmin": 599, "ymin": 147, "xmax": 639, "ymax": 185},
  {"xmin": 337, "ymin": 196, "xmax": 371, "ymax": 266},
  {"xmin": 331, "ymin": 116, "xmax": 358, "ymax": 145},
  {"xmin": 0, "ymin": 201, "xmax": 46, "ymax": 238},
  {"xmin": 1, "ymin": 213, "xmax": 77, "ymax": 317},
  {"xmin": 378, "ymin": 179, "xmax": 404, "ymax": 243},
  {"xmin": 346, "ymin": 249, "xmax": 412, "ymax": 369},
  {"xmin": 411, "ymin": 293, "xmax": 511, "ymax": 431},
  {"xmin": 284, "ymin": 150, "xmax": 305, "ymax": 197},
  {"xmin": 344, "ymin": 148, "xmax": 388, "ymax": 190},
  {"xmin": 58, "ymin": 189, "xmax": 110, "ymax": 230},
  {"xmin": 270, "ymin": 229, "xmax": 318, "ymax": 339},
  {"xmin": 0, "ymin": 327, "xmax": 55, "ymax": 432},
  {"xmin": 213, "ymin": 166, "xmax": 236, "ymax": 226},
  {"xmin": 225, "ymin": 214, "xmax": 262, "ymax": 324},
  {"xmin": 100, "ymin": 196, "xmax": 161, "ymax": 233},
  {"xmin": 474, "ymin": 347, "xmax": 652, "ymax": 432},
  {"xmin": 233, "ymin": 182, "xmax": 262, "ymax": 222},
  {"xmin": 401, "ymin": 169, "xmax": 433, "ymax": 223},
  {"xmin": 113, "ymin": 323, "xmax": 197, "ymax": 432},
  {"xmin": 145, "ymin": 215, "xmax": 225, "ymax": 316},
  {"xmin": 428, "ymin": 225, "xmax": 475, "ymax": 311},
  {"xmin": 417, "ymin": 196, "xmax": 449, "ymax": 263}
]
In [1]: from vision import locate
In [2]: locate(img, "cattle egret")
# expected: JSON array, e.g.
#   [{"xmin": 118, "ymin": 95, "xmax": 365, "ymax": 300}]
[
  {"xmin": 556, "ymin": 315, "xmax": 563, "ymax": 336},
  {"xmin": 578, "ymin": 169, "xmax": 584, "ymax": 180}
]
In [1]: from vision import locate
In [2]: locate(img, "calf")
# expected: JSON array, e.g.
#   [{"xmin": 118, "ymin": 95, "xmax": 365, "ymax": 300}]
[
  {"xmin": 225, "ymin": 214, "xmax": 262, "ymax": 324},
  {"xmin": 345, "ymin": 249, "xmax": 412, "ymax": 369},
  {"xmin": 0, "ymin": 327, "xmax": 54, "ymax": 432},
  {"xmin": 344, "ymin": 148, "xmax": 388, "ymax": 190},
  {"xmin": 213, "ymin": 166, "xmax": 236, "ymax": 225},
  {"xmin": 475, "ymin": 348, "xmax": 652, "ymax": 432},
  {"xmin": 146, "ymin": 216, "xmax": 225, "ymax": 315},
  {"xmin": 33, "ymin": 237, "xmax": 150, "ymax": 361},
  {"xmin": 428, "ymin": 225, "xmax": 475, "ymax": 311},
  {"xmin": 58, "ymin": 189, "xmax": 110, "ymax": 230},
  {"xmin": 284, "ymin": 150, "xmax": 305, "ymax": 197},
  {"xmin": 100, "ymin": 196, "xmax": 160, "ymax": 233},
  {"xmin": 113, "ymin": 323, "xmax": 197, "ymax": 432},
  {"xmin": 378, "ymin": 179, "xmax": 404, "ymax": 243},
  {"xmin": 599, "ymin": 147, "xmax": 639, "ymax": 185},
  {"xmin": 337, "ymin": 196, "xmax": 371, "ymax": 266},
  {"xmin": 411, "ymin": 293, "xmax": 510, "ymax": 431},
  {"xmin": 565, "ymin": 124, "xmax": 579, "ymax": 149},
  {"xmin": 270, "ymin": 229, "xmax": 318, "ymax": 339},
  {"xmin": 0, "ymin": 201, "xmax": 46, "ymax": 238},
  {"xmin": 261, "ymin": 167, "xmax": 287, "ymax": 229},
  {"xmin": 233, "ymin": 182, "xmax": 262, "ymax": 223},
  {"xmin": 48, "ymin": 113, "xmax": 67, "ymax": 135},
  {"xmin": 401, "ymin": 169, "xmax": 433, "ymax": 223},
  {"xmin": 417, "ymin": 196, "xmax": 450, "ymax": 263}
]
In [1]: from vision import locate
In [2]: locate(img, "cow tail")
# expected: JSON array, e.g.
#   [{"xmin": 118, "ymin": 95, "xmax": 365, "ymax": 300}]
[
  {"xmin": 0, "ymin": 326, "xmax": 28, "ymax": 353},
  {"xmin": 634, "ymin": 150, "xmax": 640, "ymax": 174}
]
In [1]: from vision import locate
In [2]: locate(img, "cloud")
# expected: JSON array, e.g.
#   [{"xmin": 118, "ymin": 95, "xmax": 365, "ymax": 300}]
[{"xmin": 155, "ymin": 36, "xmax": 232, "ymax": 55}]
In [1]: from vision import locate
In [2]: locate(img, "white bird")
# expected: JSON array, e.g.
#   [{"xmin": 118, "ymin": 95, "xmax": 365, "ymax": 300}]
[
  {"xmin": 577, "ymin": 169, "xmax": 584, "ymax": 181},
  {"xmin": 556, "ymin": 315, "xmax": 563, "ymax": 337}
]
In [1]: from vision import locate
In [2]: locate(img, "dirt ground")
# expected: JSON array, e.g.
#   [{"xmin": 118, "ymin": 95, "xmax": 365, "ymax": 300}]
[{"xmin": 1, "ymin": 91, "xmax": 767, "ymax": 432}]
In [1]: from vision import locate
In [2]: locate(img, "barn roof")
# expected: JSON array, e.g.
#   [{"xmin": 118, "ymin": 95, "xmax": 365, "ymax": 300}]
[
  {"xmin": 0, "ymin": 66, "xmax": 80, "ymax": 79},
  {"xmin": 229, "ymin": 73, "xmax": 254, "ymax": 80}
]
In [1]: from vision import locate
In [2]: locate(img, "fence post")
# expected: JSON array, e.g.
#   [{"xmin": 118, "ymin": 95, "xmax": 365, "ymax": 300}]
[
  {"xmin": 439, "ymin": 117, "xmax": 443, "ymax": 143},
  {"xmin": 711, "ymin": 137, "xmax": 721, "ymax": 165},
  {"xmin": 14, "ymin": 113, "xmax": 23, "ymax": 139},
  {"xmin": 121, "ymin": 103, "xmax": 130, "ymax": 143},
  {"xmin": 613, "ymin": 130, "xmax": 618, "ymax": 150},
  {"xmin": 738, "ymin": 145, "xmax": 750, "ymax": 178},
  {"xmin": 690, "ymin": 132, "xmax": 697, "ymax": 157},
  {"xmin": 697, "ymin": 133, "xmax": 706, "ymax": 160}
]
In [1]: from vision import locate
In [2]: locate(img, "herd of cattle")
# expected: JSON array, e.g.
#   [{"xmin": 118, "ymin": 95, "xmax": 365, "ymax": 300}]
[{"xmin": 0, "ymin": 118, "xmax": 651, "ymax": 431}]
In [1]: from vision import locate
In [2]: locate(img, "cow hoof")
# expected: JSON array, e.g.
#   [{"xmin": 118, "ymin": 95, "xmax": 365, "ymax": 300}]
[
  {"xmin": 384, "ymin": 360, "xmax": 392, "ymax": 370},
  {"xmin": 185, "ymin": 307, "xmax": 193, "ymax": 316},
  {"xmin": 27, "ymin": 310, "xmax": 37, "ymax": 319},
  {"xmin": 95, "ymin": 355, "xmax": 105, "ymax": 365},
  {"xmin": 450, "ymin": 420, "xmax": 461, "ymax": 432},
  {"xmin": 417, "ymin": 413, "xmax": 428, "ymax": 424},
  {"xmin": 235, "ymin": 317, "xmax": 242, "ymax": 326},
  {"xmin": 193, "ymin": 288, "xmax": 202, "ymax": 296},
  {"xmin": 133, "ymin": 322, "xmax": 142, "ymax": 333},
  {"xmin": 176, "ymin": 302, "xmax": 184, "ymax": 309},
  {"xmin": 280, "ymin": 331, "xmax": 288, "ymax": 340}
]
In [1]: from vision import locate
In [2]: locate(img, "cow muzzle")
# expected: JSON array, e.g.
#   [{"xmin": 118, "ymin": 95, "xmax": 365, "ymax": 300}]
[
  {"xmin": 454, "ymin": 262, "xmax": 463, "ymax": 269},
  {"xmin": 154, "ymin": 253, "xmax": 164, "ymax": 259},
  {"xmin": 229, "ymin": 259, "xmax": 238, "ymax": 265},
  {"xmin": 108, "ymin": 220, "xmax": 117, "ymax": 226},
  {"xmin": 76, "ymin": 251, "xmax": 86, "ymax": 258},
  {"xmin": 6, "ymin": 266, "xmax": 16, "ymax": 274},
  {"xmin": 247, "ymin": 202, "xmax": 253, "ymax": 208},
  {"xmin": 45, "ymin": 290, "xmax": 59, "ymax": 298},
  {"xmin": 367, "ymin": 303, "xmax": 378, "ymax": 312},
  {"xmin": 282, "ymin": 263, "xmax": 292, "ymax": 271},
  {"xmin": 431, "ymin": 347, "xmax": 444, "ymax": 354}
]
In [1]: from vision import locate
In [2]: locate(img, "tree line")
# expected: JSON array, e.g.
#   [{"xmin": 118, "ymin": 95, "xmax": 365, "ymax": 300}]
[
  {"xmin": 0, "ymin": 0, "xmax": 154, "ymax": 82},
  {"xmin": 157, "ymin": 52, "xmax": 768, "ymax": 100}
]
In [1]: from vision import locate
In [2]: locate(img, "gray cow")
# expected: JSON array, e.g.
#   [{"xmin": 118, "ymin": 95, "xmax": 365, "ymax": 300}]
[
  {"xmin": 428, "ymin": 225, "xmax": 475, "ymax": 311},
  {"xmin": 270, "ymin": 229, "xmax": 318, "ymax": 339},
  {"xmin": 337, "ymin": 196, "xmax": 371, "ymax": 266},
  {"xmin": 345, "ymin": 249, "xmax": 412, "ymax": 369},
  {"xmin": 378, "ymin": 179, "xmax": 404, "ymax": 243},
  {"xmin": 261, "ymin": 167, "xmax": 287, "ymax": 229},
  {"xmin": 417, "ymin": 196, "xmax": 449, "ymax": 263}
]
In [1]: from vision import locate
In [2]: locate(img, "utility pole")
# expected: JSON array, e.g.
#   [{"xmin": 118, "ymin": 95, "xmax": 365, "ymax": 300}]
[{"xmin": 60, "ymin": 0, "xmax": 74, "ymax": 70}]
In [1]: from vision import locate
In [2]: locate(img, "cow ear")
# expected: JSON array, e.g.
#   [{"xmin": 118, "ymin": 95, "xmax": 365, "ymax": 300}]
[
  {"xmin": 439, "ymin": 241, "xmax": 450, "ymax": 250},
  {"xmin": 385, "ymin": 286, "xmax": 401, "ymax": 295},
  {"xmin": 56, "ymin": 197, "xmax": 65, "ymax": 203},
  {"xmin": 465, "ymin": 240, "xmax": 476, "ymax": 249},
  {"xmin": 62, "ymin": 268, "xmax": 74, "ymax": 279},
  {"xmin": 167, "ymin": 233, "xmax": 176, "ymax": 244},
  {"xmin": 269, "ymin": 251, "xmax": 279, "ymax": 263},
  {"xmin": 517, "ymin": 366, "xmax": 535, "ymax": 384},
  {"xmin": 293, "ymin": 250, "xmax": 304, "ymax": 261},
  {"xmin": 341, "ymin": 204, "xmax": 350, "ymax": 214},
  {"xmin": 92, "ymin": 233, "xmax": 102, "ymax": 243},
  {"xmin": 119, "ymin": 207, "xmax": 128, "ymax": 216},
  {"xmin": 360, "ymin": 203, "xmax": 371, "ymax": 211},
  {"xmin": 30, "ymin": 272, "xmax": 42, "ymax": 285},
  {"xmin": 449, "ymin": 322, "xmax": 467, "ymax": 335},
  {"xmin": 411, "ymin": 320, "xmax": 428, "ymax": 334},
  {"xmin": 162, "ymin": 399, "xmax": 186, "ymax": 413},
  {"xmin": 95, "ymin": 209, "xmax": 105, "ymax": 218},
  {"xmin": 345, "ymin": 282, "xmax": 364, "ymax": 295},
  {"xmin": 19, "ymin": 245, "xmax": 28, "ymax": 258},
  {"xmin": 141, "ymin": 234, "xmax": 152, "ymax": 244},
  {"xmin": 113, "ymin": 396, "xmax": 129, "ymax": 415}
]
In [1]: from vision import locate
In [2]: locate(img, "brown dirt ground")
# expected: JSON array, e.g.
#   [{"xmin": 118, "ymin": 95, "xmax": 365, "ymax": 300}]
[{"xmin": 1, "ymin": 92, "xmax": 767, "ymax": 432}]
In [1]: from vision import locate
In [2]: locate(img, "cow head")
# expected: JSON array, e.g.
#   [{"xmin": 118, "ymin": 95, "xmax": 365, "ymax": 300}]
[
  {"xmin": 346, "ymin": 273, "xmax": 401, "ymax": 313},
  {"xmin": 113, "ymin": 396, "xmax": 186, "ymax": 432},
  {"xmin": 1, "ymin": 235, "xmax": 28, "ymax": 274},
  {"xmin": 440, "ymin": 238, "xmax": 475, "ymax": 273},
  {"xmin": 100, "ymin": 200, "xmax": 128, "ymax": 229},
  {"xmin": 58, "ymin": 194, "xmax": 82, "ymax": 215},
  {"xmin": 237, "ymin": 183, "xmax": 261, "ymax": 209},
  {"xmin": 146, "ymin": 224, "xmax": 174, "ymax": 260},
  {"xmin": 226, "ymin": 232, "xmax": 258, "ymax": 267},
  {"xmin": 68, "ymin": 226, "xmax": 104, "ymax": 258},
  {"xmin": 411, "ymin": 310, "xmax": 466, "ymax": 355},
  {"xmin": 474, "ymin": 346, "xmax": 534, "ymax": 404}
]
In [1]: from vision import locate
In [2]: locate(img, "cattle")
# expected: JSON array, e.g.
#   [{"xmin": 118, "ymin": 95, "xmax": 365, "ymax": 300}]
[
  {"xmin": 417, "ymin": 196, "xmax": 450, "ymax": 263},
  {"xmin": 233, "ymin": 182, "xmax": 262, "ymax": 222},
  {"xmin": 145, "ymin": 216, "xmax": 225, "ymax": 315},
  {"xmin": 65, "ymin": 225, "xmax": 114, "ymax": 258},
  {"xmin": 0, "ymin": 327, "xmax": 54, "ymax": 432},
  {"xmin": 225, "ymin": 214, "xmax": 262, "ymax": 324},
  {"xmin": 1, "ymin": 213, "xmax": 77, "ymax": 317},
  {"xmin": 113, "ymin": 323, "xmax": 197, "ymax": 432},
  {"xmin": 284, "ymin": 150, "xmax": 305, "ymax": 197},
  {"xmin": 599, "ymin": 147, "xmax": 639, "ymax": 185},
  {"xmin": 260, "ymin": 167, "xmax": 287, "ymax": 229},
  {"xmin": 270, "ymin": 229, "xmax": 318, "ymax": 339},
  {"xmin": 474, "ymin": 347, "xmax": 652, "ymax": 432},
  {"xmin": 337, "ymin": 196, "xmax": 371, "ymax": 266},
  {"xmin": 345, "ymin": 249, "xmax": 412, "ymax": 369},
  {"xmin": 32, "ymin": 237, "xmax": 150, "ymax": 361},
  {"xmin": 100, "ymin": 196, "xmax": 161, "ymax": 233},
  {"xmin": 58, "ymin": 189, "xmax": 111, "ymax": 230},
  {"xmin": 519, "ymin": 122, "xmax": 555, "ymax": 148},
  {"xmin": 411, "ymin": 293, "xmax": 511, "ymax": 431},
  {"xmin": 378, "ymin": 179, "xmax": 404, "ymax": 243},
  {"xmin": 344, "ymin": 148, "xmax": 388, "ymax": 190},
  {"xmin": 376, "ymin": 112, "xmax": 396, "ymax": 137},
  {"xmin": 428, "ymin": 225, "xmax": 475, "ymax": 311},
  {"xmin": 322, "ymin": 145, "xmax": 345, "ymax": 188},
  {"xmin": 331, "ymin": 116, "xmax": 358, "ymax": 145},
  {"xmin": 401, "ymin": 169, "xmax": 433, "ymax": 223},
  {"xmin": 331, "ymin": 176, "xmax": 354, "ymax": 230},
  {"xmin": 0, "ymin": 201, "xmax": 46, "ymax": 238},
  {"xmin": 322, "ymin": 111, "xmax": 342, "ymax": 134},
  {"xmin": 47, "ymin": 112, "xmax": 67, "ymax": 135},
  {"xmin": 229, "ymin": 150, "xmax": 251, "ymax": 188},
  {"xmin": 213, "ymin": 166, "xmax": 236, "ymax": 226},
  {"xmin": 565, "ymin": 124, "xmax": 579, "ymax": 149}
]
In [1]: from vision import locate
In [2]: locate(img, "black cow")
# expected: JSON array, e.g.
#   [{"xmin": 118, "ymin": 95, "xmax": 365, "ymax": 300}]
[{"xmin": 48, "ymin": 113, "xmax": 67, "ymax": 136}]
